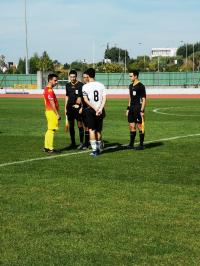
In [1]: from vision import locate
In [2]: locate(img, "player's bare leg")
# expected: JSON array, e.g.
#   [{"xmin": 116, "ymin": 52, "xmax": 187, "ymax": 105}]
[{"xmin": 95, "ymin": 131, "xmax": 103, "ymax": 153}]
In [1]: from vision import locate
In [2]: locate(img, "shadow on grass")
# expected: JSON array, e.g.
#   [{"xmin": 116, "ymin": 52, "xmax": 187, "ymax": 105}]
[
  {"xmin": 102, "ymin": 142, "xmax": 126, "ymax": 154},
  {"xmin": 102, "ymin": 141, "xmax": 164, "ymax": 154},
  {"xmin": 144, "ymin": 141, "xmax": 164, "ymax": 149},
  {"xmin": 59, "ymin": 141, "xmax": 164, "ymax": 154},
  {"xmin": 60, "ymin": 145, "xmax": 78, "ymax": 152},
  {"xmin": 59, "ymin": 140, "xmax": 120, "ymax": 152}
]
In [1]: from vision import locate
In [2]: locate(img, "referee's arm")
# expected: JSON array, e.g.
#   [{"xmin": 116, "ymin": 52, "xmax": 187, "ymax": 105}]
[
  {"xmin": 141, "ymin": 97, "xmax": 146, "ymax": 113},
  {"xmin": 126, "ymin": 98, "xmax": 131, "ymax": 116}
]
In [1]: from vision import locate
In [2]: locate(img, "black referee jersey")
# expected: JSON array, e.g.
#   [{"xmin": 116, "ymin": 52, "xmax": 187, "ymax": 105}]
[
  {"xmin": 129, "ymin": 81, "xmax": 146, "ymax": 107},
  {"xmin": 66, "ymin": 81, "xmax": 83, "ymax": 105}
]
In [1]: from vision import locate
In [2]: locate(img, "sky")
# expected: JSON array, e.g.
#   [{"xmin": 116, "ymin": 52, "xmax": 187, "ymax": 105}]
[{"xmin": 0, "ymin": 0, "xmax": 200, "ymax": 64}]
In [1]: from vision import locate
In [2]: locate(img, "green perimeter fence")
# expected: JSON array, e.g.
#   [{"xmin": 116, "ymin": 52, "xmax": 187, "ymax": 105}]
[
  {"xmin": 0, "ymin": 74, "xmax": 37, "ymax": 89},
  {"xmin": 95, "ymin": 72, "xmax": 200, "ymax": 87},
  {"xmin": 0, "ymin": 72, "xmax": 200, "ymax": 88}
]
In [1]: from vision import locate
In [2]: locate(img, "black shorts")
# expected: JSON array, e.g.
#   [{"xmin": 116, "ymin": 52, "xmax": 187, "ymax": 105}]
[
  {"xmin": 82, "ymin": 108, "xmax": 88, "ymax": 127},
  {"xmin": 85, "ymin": 108, "xmax": 105, "ymax": 132},
  {"xmin": 128, "ymin": 105, "xmax": 142, "ymax": 124},
  {"xmin": 67, "ymin": 105, "xmax": 82, "ymax": 122}
]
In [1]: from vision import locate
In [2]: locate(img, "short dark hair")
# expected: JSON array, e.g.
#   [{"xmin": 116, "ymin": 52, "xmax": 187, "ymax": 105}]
[
  {"xmin": 69, "ymin": 69, "xmax": 77, "ymax": 76},
  {"xmin": 48, "ymin": 73, "xmax": 58, "ymax": 81},
  {"xmin": 85, "ymin": 68, "xmax": 95, "ymax": 78},
  {"xmin": 129, "ymin": 69, "xmax": 139, "ymax": 78}
]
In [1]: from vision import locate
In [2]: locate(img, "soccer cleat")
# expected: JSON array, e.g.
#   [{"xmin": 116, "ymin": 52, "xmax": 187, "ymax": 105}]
[
  {"xmin": 127, "ymin": 144, "xmax": 135, "ymax": 149},
  {"xmin": 135, "ymin": 145, "xmax": 145, "ymax": 150},
  {"xmin": 86, "ymin": 144, "xmax": 91, "ymax": 149},
  {"xmin": 47, "ymin": 149, "xmax": 61, "ymax": 154},
  {"xmin": 81, "ymin": 144, "xmax": 89, "ymax": 150},
  {"xmin": 77, "ymin": 143, "xmax": 84, "ymax": 150},
  {"xmin": 43, "ymin": 148, "xmax": 50, "ymax": 153},
  {"xmin": 90, "ymin": 151, "xmax": 99, "ymax": 156},
  {"xmin": 68, "ymin": 143, "xmax": 77, "ymax": 149}
]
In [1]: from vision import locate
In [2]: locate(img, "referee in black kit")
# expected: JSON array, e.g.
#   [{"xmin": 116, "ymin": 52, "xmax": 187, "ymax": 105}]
[
  {"xmin": 65, "ymin": 70, "xmax": 84, "ymax": 149},
  {"xmin": 126, "ymin": 70, "xmax": 146, "ymax": 150}
]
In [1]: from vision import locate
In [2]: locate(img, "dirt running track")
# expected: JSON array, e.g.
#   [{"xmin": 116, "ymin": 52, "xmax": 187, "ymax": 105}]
[{"xmin": 0, "ymin": 94, "xmax": 200, "ymax": 99}]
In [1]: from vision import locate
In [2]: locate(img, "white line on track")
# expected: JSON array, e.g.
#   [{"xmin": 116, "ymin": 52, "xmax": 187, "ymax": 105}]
[
  {"xmin": 153, "ymin": 107, "xmax": 200, "ymax": 116},
  {"xmin": 0, "ymin": 133, "xmax": 200, "ymax": 168}
]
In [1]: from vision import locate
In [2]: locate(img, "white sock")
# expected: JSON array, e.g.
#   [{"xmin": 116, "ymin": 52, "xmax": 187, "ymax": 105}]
[
  {"xmin": 96, "ymin": 141, "xmax": 101, "ymax": 151},
  {"xmin": 90, "ymin": 140, "xmax": 97, "ymax": 152}
]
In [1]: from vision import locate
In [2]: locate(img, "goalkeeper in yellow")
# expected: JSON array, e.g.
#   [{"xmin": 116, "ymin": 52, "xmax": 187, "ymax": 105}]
[
  {"xmin": 43, "ymin": 74, "xmax": 61, "ymax": 154},
  {"xmin": 126, "ymin": 70, "xmax": 146, "ymax": 150}
]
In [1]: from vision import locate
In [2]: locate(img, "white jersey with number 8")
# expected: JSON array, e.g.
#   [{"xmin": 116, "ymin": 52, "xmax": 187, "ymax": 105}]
[{"xmin": 82, "ymin": 81, "xmax": 106, "ymax": 109}]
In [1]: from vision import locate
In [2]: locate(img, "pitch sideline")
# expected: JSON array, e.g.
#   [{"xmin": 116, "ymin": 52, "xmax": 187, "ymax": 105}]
[
  {"xmin": 153, "ymin": 106, "xmax": 200, "ymax": 117},
  {"xmin": 0, "ymin": 133, "xmax": 200, "ymax": 168}
]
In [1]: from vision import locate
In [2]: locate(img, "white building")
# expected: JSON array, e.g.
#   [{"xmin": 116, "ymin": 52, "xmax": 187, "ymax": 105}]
[
  {"xmin": 104, "ymin": 58, "xmax": 112, "ymax": 64},
  {"xmin": 151, "ymin": 48, "xmax": 177, "ymax": 58}
]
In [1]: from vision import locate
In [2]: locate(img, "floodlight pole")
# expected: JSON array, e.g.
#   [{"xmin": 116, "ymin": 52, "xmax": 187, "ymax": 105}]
[
  {"xmin": 192, "ymin": 43, "xmax": 195, "ymax": 86},
  {"xmin": 158, "ymin": 56, "xmax": 160, "ymax": 72},
  {"xmin": 192, "ymin": 43, "xmax": 195, "ymax": 72},
  {"xmin": 124, "ymin": 50, "xmax": 126, "ymax": 74},
  {"xmin": 185, "ymin": 43, "xmax": 188, "ymax": 68},
  {"xmin": 24, "ymin": 0, "xmax": 29, "ymax": 74}
]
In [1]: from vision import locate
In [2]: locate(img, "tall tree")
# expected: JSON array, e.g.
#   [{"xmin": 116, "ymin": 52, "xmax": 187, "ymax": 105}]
[
  {"xmin": 29, "ymin": 53, "xmax": 40, "ymax": 74},
  {"xmin": 38, "ymin": 51, "xmax": 54, "ymax": 72},
  {"xmin": 53, "ymin": 60, "xmax": 61, "ymax": 69},
  {"xmin": 188, "ymin": 51, "xmax": 200, "ymax": 71},
  {"xmin": 0, "ymin": 55, "xmax": 7, "ymax": 73},
  {"xmin": 70, "ymin": 61, "xmax": 84, "ymax": 71},
  {"xmin": 104, "ymin": 47, "xmax": 130, "ymax": 63},
  {"xmin": 16, "ymin": 58, "xmax": 26, "ymax": 74},
  {"xmin": 177, "ymin": 42, "xmax": 200, "ymax": 58},
  {"xmin": 63, "ymin": 62, "xmax": 70, "ymax": 70}
]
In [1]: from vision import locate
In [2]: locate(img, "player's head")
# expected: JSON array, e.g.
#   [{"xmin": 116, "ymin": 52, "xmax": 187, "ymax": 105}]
[
  {"xmin": 48, "ymin": 73, "xmax": 58, "ymax": 87},
  {"xmin": 129, "ymin": 70, "xmax": 139, "ymax": 81},
  {"xmin": 69, "ymin": 69, "xmax": 77, "ymax": 83},
  {"xmin": 85, "ymin": 68, "xmax": 95, "ymax": 78},
  {"xmin": 83, "ymin": 71, "xmax": 89, "ymax": 84}
]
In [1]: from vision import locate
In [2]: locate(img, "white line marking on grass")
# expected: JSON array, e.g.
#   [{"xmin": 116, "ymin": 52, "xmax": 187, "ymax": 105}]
[
  {"xmin": 120, "ymin": 133, "xmax": 200, "ymax": 147},
  {"xmin": 153, "ymin": 107, "xmax": 200, "ymax": 117},
  {"xmin": 141, "ymin": 133, "xmax": 200, "ymax": 144},
  {"xmin": 0, "ymin": 150, "xmax": 89, "ymax": 168},
  {"xmin": 0, "ymin": 133, "xmax": 200, "ymax": 168}
]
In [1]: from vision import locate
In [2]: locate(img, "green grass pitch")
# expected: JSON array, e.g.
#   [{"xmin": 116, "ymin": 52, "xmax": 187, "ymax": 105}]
[{"xmin": 0, "ymin": 97, "xmax": 200, "ymax": 265}]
